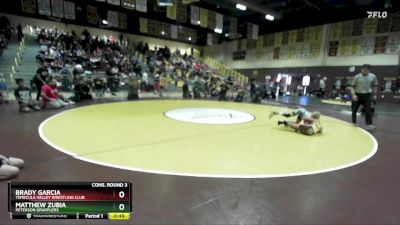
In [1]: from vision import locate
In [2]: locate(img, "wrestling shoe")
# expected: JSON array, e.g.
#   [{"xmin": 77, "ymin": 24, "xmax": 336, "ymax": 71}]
[
  {"xmin": 366, "ymin": 125, "xmax": 375, "ymax": 131},
  {"xmin": 278, "ymin": 121, "xmax": 288, "ymax": 126}
]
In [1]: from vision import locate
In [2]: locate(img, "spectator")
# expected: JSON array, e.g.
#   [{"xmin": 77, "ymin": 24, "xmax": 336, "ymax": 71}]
[
  {"xmin": 0, "ymin": 73, "xmax": 8, "ymax": 104},
  {"xmin": 154, "ymin": 74, "xmax": 162, "ymax": 97},
  {"xmin": 73, "ymin": 78, "xmax": 93, "ymax": 102},
  {"xmin": 93, "ymin": 76, "xmax": 106, "ymax": 97},
  {"xmin": 14, "ymin": 79, "xmax": 40, "ymax": 112},
  {"xmin": 17, "ymin": 23, "xmax": 23, "ymax": 41},
  {"xmin": 182, "ymin": 78, "xmax": 190, "ymax": 98},
  {"xmin": 219, "ymin": 81, "xmax": 229, "ymax": 101},
  {"xmin": 33, "ymin": 65, "xmax": 49, "ymax": 100},
  {"xmin": 127, "ymin": 77, "xmax": 139, "ymax": 100},
  {"xmin": 41, "ymin": 77, "xmax": 68, "ymax": 109}
]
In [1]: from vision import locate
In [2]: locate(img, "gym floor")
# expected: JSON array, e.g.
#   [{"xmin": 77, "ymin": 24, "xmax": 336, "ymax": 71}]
[{"xmin": 1, "ymin": 96, "xmax": 400, "ymax": 225}]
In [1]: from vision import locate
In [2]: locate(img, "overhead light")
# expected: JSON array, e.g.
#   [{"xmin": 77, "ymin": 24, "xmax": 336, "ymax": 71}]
[
  {"xmin": 197, "ymin": 20, "xmax": 201, "ymax": 25},
  {"xmin": 265, "ymin": 14, "xmax": 274, "ymax": 21},
  {"xmin": 214, "ymin": 28, "xmax": 222, "ymax": 34},
  {"xmin": 161, "ymin": 31, "xmax": 165, "ymax": 35},
  {"xmin": 158, "ymin": 0, "xmax": 173, "ymax": 6},
  {"xmin": 188, "ymin": 37, "xmax": 192, "ymax": 41},
  {"xmin": 236, "ymin": 4, "xmax": 246, "ymax": 11},
  {"xmin": 101, "ymin": 20, "xmax": 108, "ymax": 25}
]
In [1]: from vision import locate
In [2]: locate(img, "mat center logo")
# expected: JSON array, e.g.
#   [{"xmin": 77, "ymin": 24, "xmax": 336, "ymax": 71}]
[{"xmin": 164, "ymin": 108, "xmax": 255, "ymax": 125}]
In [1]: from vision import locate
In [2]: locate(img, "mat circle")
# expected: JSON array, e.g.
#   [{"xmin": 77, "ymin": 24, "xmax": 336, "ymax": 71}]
[{"xmin": 39, "ymin": 100, "xmax": 378, "ymax": 178}]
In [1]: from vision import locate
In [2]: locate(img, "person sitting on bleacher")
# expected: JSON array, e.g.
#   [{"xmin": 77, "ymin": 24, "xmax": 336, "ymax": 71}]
[
  {"xmin": 0, "ymin": 155, "xmax": 24, "ymax": 180},
  {"xmin": 93, "ymin": 76, "xmax": 106, "ymax": 97},
  {"xmin": 41, "ymin": 77, "xmax": 69, "ymax": 109},
  {"xmin": 14, "ymin": 79, "xmax": 41, "ymax": 112},
  {"xmin": 73, "ymin": 78, "xmax": 93, "ymax": 102},
  {"xmin": 0, "ymin": 73, "xmax": 9, "ymax": 104}
]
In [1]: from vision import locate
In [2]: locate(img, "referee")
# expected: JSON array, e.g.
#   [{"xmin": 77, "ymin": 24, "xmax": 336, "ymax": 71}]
[{"xmin": 350, "ymin": 64, "xmax": 379, "ymax": 130}]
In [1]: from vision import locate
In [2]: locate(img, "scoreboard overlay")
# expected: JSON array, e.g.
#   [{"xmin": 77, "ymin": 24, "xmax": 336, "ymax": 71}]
[{"xmin": 8, "ymin": 182, "xmax": 132, "ymax": 220}]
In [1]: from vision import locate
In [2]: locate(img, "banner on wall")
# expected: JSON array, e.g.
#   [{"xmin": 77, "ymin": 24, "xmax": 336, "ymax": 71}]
[
  {"xmin": 87, "ymin": 5, "xmax": 98, "ymax": 24},
  {"xmin": 38, "ymin": 0, "xmax": 51, "ymax": 16},
  {"xmin": 207, "ymin": 10, "xmax": 216, "ymax": 30},
  {"xmin": 265, "ymin": 34, "xmax": 274, "ymax": 47},
  {"xmin": 21, "ymin": 0, "xmax": 37, "ymax": 14},
  {"xmin": 252, "ymin": 24, "xmax": 259, "ymax": 40},
  {"xmin": 176, "ymin": 0, "xmax": 187, "ymax": 23},
  {"xmin": 330, "ymin": 22, "xmax": 342, "ymax": 40},
  {"xmin": 304, "ymin": 27, "xmax": 312, "ymax": 43},
  {"xmin": 274, "ymin": 32, "xmax": 282, "ymax": 47},
  {"xmin": 171, "ymin": 25, "xmax": 178, "ymax": 39},
  {"xmin": 107, "ymin": 10, "xmax": 119, "ymax": 28},
  {"xmin": 340, "ymin": 20, "xmax": 352, "ymax": 37},
  {"xmin": 281, "ymin": 31, "xmax": 289, "ymax": 45},
  {"xmin": 279, "ymin": 45, "xmax": 287, "ymax": 60},
  {"xmin": 391, "ymin": 12, "xmax": 400, "ymax": 32},
  {"xmin": 139, "ymin": 17, "xmax": 148, "ymax": 33},
  {"xmin": 338, "ymin": 38, "xmax": 351, "ymax": 56},
  {"xmin": 352, "ymin": 18, "xmax": 363, "ymax": 36},
  {"xmin": 199, "ymin": 8, "xmax": 208, "ymax": 28},
  {"xmin": 215, "ymin": 13, "xmax": 224, "ymax": 30},
  {"xmin": 386, "ymin": 35, "xmax": 400, "ymax": 54},
  {"xmin": 312, "ymin": 26, "xmax": 322, "ymax": 42},
  {"xmin": 296, "ymin": 28, "xmax": 304, "ymax": 42},
  {"xmin": 328, "ymin": 41, "xmax": 339, "ymax": 56},
  {"xmin": 107, "ymin": 0, "xmax": 120, "ymax": 5},
  {"xmin": 166, "ymin": 3, "xmax": 177, "ymax": 20},
  {"xmin": 63, "ymin": 1, "xmax": 75, "ymax": 20},
  {"xmin": 118, "ymin": 12, "xmax": 127, "ymax": 29},
  {"xmin": 265, "ymin": 46, "xmax": 273, "ymax": 60},
  {"xmin": 182, "ymin": 0, "xmax": 199, "ymax": 3},
  {"xmin": 376, "ymin": 15, "xmax": 391, "ymax": 33},
  {"xmin": 361, "ymin": 37, "xmax": 375, "ymax": 55},
  {"xmin": 147, "ymin": 19, "xmax": 155, "ymax": 35},
  {"xmin": 190, "ymin": 5, "xmax": 199, "ymax": 25},
  {"xmin": 310, "ymin": 42, "xmax": 321, "ymax": 58},
  {"xmin": 287, "ymin": 45, "xmax": 295, "ymax": 59},
  {"xmin": 255, "ymin": 42, "xmax": 263, "ymax": 60},
  {"xmin": 363, "ymin": 18, "xmax": 377, "ymax": 35},
  {"xmin": 51, "ymin": 0, "xmax": 64, "ymax": 18},
  {"xmin": 350, "ymin": 37, "xmax": 361, "ymax": 55},
  {"xmin": 273, "ymin": 47, "xmax": 280, "ymax": 60},
  {"xmin": 246, "ymin": 23, "xmax": 253, "ymax": 40},
  {"xmin": 288, "ymin": 30, "xmax": 297, "ymax": 44},
  {"xmin": 122, "ymin": 0, "xmax": 136, "ymax": 10},
  {"xmin": 302, "ymin": 43, "xmax": 311, "ymax": 58},
  {"xmin": 136, "ymin": 0, "xmax": 147, "ymax": 12},
  {"xmin": 374, "ymin": 36, "xmax": 388, "ymax": 54},
  {"xmin": 230, "ymin": 17, "xmax": 237, "ymax": 34},
  {"xmin": 294, "ymin": 43, "xmax": 302, "ymax": 59},
  {"xmin": 207, "ymin": 33, "xmax": 213, "ymax": 45}
]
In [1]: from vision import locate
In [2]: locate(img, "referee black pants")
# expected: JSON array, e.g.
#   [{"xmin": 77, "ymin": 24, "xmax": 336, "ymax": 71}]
[{"xmin": 352, "ymin": 93, "xmax": 372, "ymax": 125}]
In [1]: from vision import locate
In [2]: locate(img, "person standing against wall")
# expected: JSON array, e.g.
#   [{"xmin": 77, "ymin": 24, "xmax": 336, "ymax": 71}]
[{"xmin": 350, "ymin": 64, "xmax": 379, "ymax": 130}]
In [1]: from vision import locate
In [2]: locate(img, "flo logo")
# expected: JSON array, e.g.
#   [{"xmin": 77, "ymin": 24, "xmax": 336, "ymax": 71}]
[{"xmin": 367, "ymin": 11, "xmax": 388, "ymax": 18}]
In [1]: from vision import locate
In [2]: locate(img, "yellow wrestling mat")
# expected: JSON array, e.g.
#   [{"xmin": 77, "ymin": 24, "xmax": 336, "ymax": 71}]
[
  {"xmin": 39, "ymin": 100, "xmax": 377, "ymax": 178},
  {"xmin": 321, "ymin": 99, "xmax": 352, "ymax": 106}
]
